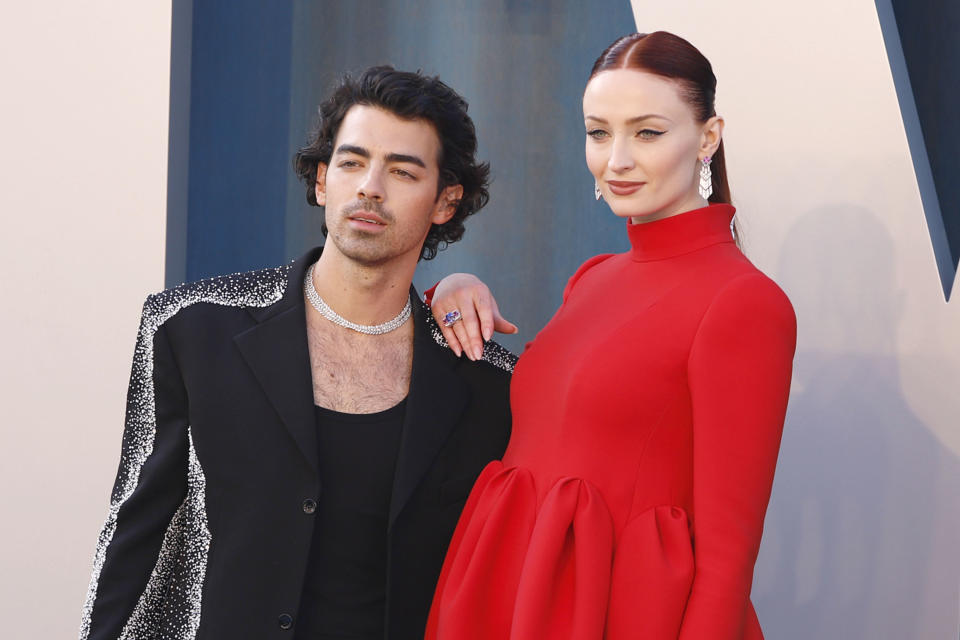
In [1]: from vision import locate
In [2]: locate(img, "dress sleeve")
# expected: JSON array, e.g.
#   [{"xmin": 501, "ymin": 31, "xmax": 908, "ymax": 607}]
[
  {"xmin": 679, "ymin": 273, "xmax": 797, "ymax": 639},
  {"xmin": 562, "ymin": 254, "xmax": 615, "ymax": 304},
  {"xmin": 423, "ymin": 282, "xmax": 439, "ymax": 307},
  {"xmin": 81, "ymin": 299, "xmax": 190, "ymax": 640}
]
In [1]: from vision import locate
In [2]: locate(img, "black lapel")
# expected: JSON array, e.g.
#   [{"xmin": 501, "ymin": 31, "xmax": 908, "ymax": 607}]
[
  {"xmin": 233, "ymin": 248, "xmax": 321, "ymax": 474},
  {"xmin": 389, "ymin": 291, "xmax": 469, "ymax": 528}
]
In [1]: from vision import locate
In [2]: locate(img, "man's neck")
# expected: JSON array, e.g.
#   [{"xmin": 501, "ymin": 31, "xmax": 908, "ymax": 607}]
[{"xmin": 310, "ymin": 246, "xmax": 417, "ymax": 326}]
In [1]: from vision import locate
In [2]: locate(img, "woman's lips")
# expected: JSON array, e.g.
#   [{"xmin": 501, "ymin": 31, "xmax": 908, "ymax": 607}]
[{"xmin": 606, "ymin": 181, "xmax": 645, "ymax": 196}]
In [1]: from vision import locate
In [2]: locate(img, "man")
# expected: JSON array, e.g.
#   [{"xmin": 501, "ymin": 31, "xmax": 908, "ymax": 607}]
[{"xmin": 81, "ymin": 66, "xmax": 514, "ymax": 640}]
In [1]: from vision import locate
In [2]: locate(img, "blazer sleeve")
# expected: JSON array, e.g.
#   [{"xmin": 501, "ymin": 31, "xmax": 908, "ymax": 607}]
[
  {"xmin": 679, "ymin": 273, "xmax": 797, "ymax": 639},
  {"xmin": 81, "ymin": 298, "xmax": 190, "ymax": 640}
]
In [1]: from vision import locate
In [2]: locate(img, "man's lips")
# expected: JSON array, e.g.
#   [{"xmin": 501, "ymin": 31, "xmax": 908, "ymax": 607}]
[
  {"xmin": 348, "ymin": 211, "xmax": 386, "ymax": 225},
  {"xmin": 606, "ymin": 180, "xmax": 645, "ymax": 196}
]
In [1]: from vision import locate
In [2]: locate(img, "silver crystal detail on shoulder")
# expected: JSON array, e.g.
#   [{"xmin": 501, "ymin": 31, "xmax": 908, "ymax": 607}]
[{"xmin": 79, "ymin": 265, "xmax": 289, "ymax": 640}]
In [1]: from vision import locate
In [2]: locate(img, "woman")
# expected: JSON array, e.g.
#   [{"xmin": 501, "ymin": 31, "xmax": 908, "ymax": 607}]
[{"xmin": 425, "ymin": 31, "xmax": 796, "ymax": 639}]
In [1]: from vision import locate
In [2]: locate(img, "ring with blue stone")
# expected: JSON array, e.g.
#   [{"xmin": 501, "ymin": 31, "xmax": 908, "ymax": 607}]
[{"xmin": 442, "ymin": 309, "xmax": 463, "ymax": 328}]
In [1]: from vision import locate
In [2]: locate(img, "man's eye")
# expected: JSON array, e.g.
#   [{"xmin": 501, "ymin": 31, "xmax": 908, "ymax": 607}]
[
  {"xmin": 393, "ymin": 169, "xmax": 415, "ymax": 179},
  {"xmin": 339, "ymin": 160, "xmax": 360, "ymax": 168},
  {"xmin": 638, "ymin": 129, "xmax": 665, "ymax": 139}
]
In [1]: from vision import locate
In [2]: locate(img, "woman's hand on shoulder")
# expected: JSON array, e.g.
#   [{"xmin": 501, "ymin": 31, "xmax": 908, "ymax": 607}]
[{"xmin": 430, "ymin": 273, "xmax": 518, "ymax": 360}]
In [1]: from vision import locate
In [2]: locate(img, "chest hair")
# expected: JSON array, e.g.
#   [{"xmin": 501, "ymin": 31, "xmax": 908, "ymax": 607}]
[{"xmin": 306, "ymin": 311, "xmax": 414, "ymax": 413}]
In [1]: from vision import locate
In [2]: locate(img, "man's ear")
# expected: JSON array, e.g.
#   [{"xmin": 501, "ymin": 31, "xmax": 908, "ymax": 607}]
[
  {"xmin": 314, "ymin": 163, "xmax": 328, "ymax": 206},
  {"xmin": 431, "ymin": 184, "xmax": 463, "ymax": 225}
]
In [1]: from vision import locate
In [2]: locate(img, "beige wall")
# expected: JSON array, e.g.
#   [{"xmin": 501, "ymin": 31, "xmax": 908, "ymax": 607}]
[
  {"xmin": 0, "ymin": 3, "xmax": 171, "ymax": 637},
  {"xmin": 629, "ymin": 1, "xmax": 960, "ymax": 637}
]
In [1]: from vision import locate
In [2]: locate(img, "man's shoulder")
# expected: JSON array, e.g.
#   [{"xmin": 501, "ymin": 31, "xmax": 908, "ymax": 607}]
[
  {"xmin": 416, "ymin": 297, "xmax": 517, "ymax": 376},
  {"xmin": 142, "ymin": 262, "xmax": 294, "ymax": 328}
]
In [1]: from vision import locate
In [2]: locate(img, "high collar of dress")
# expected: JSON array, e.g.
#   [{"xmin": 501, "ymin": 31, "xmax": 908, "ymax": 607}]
[{"xmin": 626, "ymin": 203, "xmax": 737, "ymax": 262}]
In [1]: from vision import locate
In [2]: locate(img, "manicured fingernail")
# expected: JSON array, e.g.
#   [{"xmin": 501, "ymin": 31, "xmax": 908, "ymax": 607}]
[
  {"xmin": 483, "ymin": 328, "xmax": 492, "ymax": 341},
  {"xmin": 453, "ymin": 345, "xmax": 462, "ymax": 357},
  {"xmin": 474, "ymin": 346, "xmax": 483, "ymax": 360}
]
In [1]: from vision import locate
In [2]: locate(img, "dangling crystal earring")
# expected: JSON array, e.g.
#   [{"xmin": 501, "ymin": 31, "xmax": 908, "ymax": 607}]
[
  {"xmin": 698, "ymin": 156, "xmax": 713, "ymax": 199},
  {"xmin": 594, "ymin": 181, "xmax": 602, "ymax": 201}
]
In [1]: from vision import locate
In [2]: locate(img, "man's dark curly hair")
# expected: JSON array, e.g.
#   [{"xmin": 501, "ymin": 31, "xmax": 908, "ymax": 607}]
[{"xmin": 293, "ymin": 66, "xmax": 490, "ymax": 260}]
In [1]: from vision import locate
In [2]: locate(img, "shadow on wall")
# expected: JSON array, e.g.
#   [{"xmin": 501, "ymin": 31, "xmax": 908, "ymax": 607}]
[{"xmin": 752, "ymin": 205, "xmax": 960, "ymax": 638}]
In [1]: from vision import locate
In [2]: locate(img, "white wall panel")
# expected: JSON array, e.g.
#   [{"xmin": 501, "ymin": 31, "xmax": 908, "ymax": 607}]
[{"xmin": 0, "ymin": 3, "xmax": 171, "ymax": 637}]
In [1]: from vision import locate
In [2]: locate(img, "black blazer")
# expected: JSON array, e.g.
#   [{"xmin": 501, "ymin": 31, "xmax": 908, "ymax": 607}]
[{"xmin": 81, "ymin": 248, "xmax": 514, "ymax": 640}]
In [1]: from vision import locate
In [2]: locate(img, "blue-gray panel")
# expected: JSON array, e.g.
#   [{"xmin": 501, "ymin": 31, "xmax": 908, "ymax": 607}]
[
  {"xmin": 165, "ymin": 0, "xmax": 192, "ymax": 288},
  {"xmin": 168, "ymin": 2, "xmax": 636, "ymax": 344},
  {"xmin": 174, "ymin": 0, "xmax": 294, "ymax": 284},
  {"xmin": 876, "ymin": 0, "xmax": 960, "ymax": 300},
  {"xmin": 286, "ymin": 0, "xmax": 635, "ymax": 351}
]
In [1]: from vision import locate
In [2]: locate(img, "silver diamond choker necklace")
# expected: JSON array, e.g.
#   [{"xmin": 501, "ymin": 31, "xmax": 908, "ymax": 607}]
[{"xmin": 303, "ymin": 263, "xmax": 411, "ymax": 335}]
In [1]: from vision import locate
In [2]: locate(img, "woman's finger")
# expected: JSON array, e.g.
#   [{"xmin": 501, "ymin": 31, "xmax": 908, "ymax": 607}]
[
  {"xmin": 433, "ymin": 306, "xmax": 463, "ymax": 357},
  {"xmin": 474, "ymin": 291, "xmax": 496, "ymax": 342},
  {"xmin": 450, "ymin": 303, "xmax": 476, "ymax": 359},
  {"xmin": 457, "ymin": 292, "xmax": 485, "ymax": 360},
  {"xmin": 440, "ymin": 321, "xmax": 463, "ymax": 357},
  {"xmin": 490, "ymin": 297, "xmax": 519, "ymax": 335}
]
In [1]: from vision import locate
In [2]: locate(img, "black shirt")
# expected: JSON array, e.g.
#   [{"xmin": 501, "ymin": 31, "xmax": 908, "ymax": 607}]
[{"xmin": 294, "ymin": 400, "xmax": 406, "ymax": 639}]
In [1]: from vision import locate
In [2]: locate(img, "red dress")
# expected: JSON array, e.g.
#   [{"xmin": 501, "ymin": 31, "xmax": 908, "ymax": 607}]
[{"xmin": 425, "ymin": 204, "xmax": 797, "ymax": 639}]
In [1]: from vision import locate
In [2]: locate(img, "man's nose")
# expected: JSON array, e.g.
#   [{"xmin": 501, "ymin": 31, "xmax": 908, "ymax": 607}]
[{"xmin": 357, "ymin": 168, "xmax": 385, "ymax": 202}]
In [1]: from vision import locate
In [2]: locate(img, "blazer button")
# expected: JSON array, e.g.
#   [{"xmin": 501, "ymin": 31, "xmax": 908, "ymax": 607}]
[
  {"xmin": 302, "ymin": 499, "xmax": 317, "ymax": 514},
  {"xmin": 278, "ymin": 613, "xmax": 293, "ymax": 630}
]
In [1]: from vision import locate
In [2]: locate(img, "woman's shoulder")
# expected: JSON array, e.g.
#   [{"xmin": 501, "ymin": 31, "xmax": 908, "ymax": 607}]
[
  {"xmin": 701, "ymin": 265, "xmax": 796, "ymax": 336},
  {"xmin": 562, "ymin": 253, "xmax": 617, "ymax": 303}
]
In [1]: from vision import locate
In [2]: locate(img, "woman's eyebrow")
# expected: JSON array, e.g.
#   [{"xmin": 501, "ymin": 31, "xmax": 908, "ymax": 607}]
[{"xmin": 584, "ymin": 114, "xmax": 673, "ymax": 124}]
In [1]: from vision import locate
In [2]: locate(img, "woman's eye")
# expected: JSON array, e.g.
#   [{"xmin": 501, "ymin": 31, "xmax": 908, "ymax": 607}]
[
  {"xmin": 586, "ymin": 129, "xmax": 609, "ymax": 140},
  {"xmin": 638, "ymin": 129, "xmax": 665, "ymax": 139}
]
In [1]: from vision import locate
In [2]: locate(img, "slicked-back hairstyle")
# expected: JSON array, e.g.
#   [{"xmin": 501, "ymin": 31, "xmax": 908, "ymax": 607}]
[
  {"xmin": 294, "ymin": 66, "xmax": 490, "ymax": 260},
  {"xmin": 591, "ymin": 32, "xmax": 731, "ymax": 207}
]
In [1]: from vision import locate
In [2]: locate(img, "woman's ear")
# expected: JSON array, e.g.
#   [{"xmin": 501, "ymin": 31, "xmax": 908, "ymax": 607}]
[{"xmin": 700, "ymin": 115, "xmax": 724, "ymax": 158}]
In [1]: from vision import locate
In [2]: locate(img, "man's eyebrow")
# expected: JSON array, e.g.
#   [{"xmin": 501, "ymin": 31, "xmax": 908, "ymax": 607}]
[
  {"xmin": 335, "ymin": 144, "xmax": 370, "ymax": 157},
  {"xmin": 334, "ymin": 144, "xmax": 426, "ymax": 169},
  {"xmin": 385, "ymin": 152, "xmax": 426, "ymax": 168}
]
